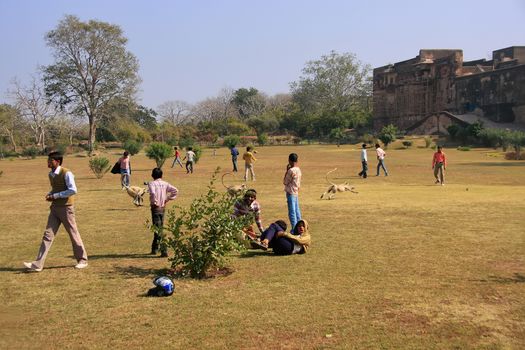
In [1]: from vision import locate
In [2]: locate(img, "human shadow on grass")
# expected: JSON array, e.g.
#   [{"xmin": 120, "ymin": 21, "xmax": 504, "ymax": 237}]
[
  {"xmin": 0, "ymin": 265, "xmax": 72, "ymax": 274},
  {"xmin": 459, "ymin": 161, "xmax": 525, "ymax": 167},
  {"xmin": 473, "ymin": 273, "xmax": 525, "ymax": 284},
  {"xmin": 239, "ymin": 250, "xmax": 275, "ymax": 258},
  {"xmin": 81, "ymin": 253, "xmax": 158, "ymax": 260}
]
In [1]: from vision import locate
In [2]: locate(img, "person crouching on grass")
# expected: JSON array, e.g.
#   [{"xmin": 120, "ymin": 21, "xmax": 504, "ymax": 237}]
[
  {"xmin": 232, "ymin": 189, "xmax": 264, "ymax": 240},
  {"xmin": 147, "ymin": 168, "xmax": 178, "ymax": 257},
  {"xmin": 24, "ymin": 151, "xmax": 88, "ymax": 272}
]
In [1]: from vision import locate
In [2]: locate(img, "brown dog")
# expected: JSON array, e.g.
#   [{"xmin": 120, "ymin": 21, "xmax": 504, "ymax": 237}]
[
  {"xmin": 222, "ymin": 172, "xmax": 246, "ymax": 196},
  {"xmin": 124, "ymin": 185, "xmax": 148, "ymax": 206},
  {"xmin": 320, "ymin": 168, "xmax": 358, "ymax": 200}
]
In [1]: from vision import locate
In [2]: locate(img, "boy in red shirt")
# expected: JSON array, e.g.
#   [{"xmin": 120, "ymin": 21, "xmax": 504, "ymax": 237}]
[{"xmin": 432, "ymin": 146, "xmax": 447, "ymax": 185}]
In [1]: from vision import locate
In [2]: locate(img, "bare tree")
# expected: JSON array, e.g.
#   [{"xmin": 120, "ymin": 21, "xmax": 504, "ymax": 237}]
[
  {"xmin": 157, "ymin": 100, "xmax": 191, "ymax": 125},
  {"xmin": 10, "ymin": 77, "xmax": 57, "ymax": 151}
]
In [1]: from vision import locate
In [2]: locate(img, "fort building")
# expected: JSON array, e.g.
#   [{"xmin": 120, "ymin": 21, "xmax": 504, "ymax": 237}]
[{"xmin": 372, "ymin": 46, "xmax": 525, "ymax": 134}]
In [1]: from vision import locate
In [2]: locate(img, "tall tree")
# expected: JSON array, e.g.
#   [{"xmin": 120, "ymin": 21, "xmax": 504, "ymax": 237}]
[
  {"xmin": 0, "ymin": 104, "xmax": 22, "ymax": 152},
  {"xmin": 290, "ymin": 50, "xmax": 371, "ymax": 115},
  {"xmin": 232, "ymin": 87, "xmax": 267, "ymax": 119},
  {"xmin": 10, "ymin": 77, "xmax": 57, "ymax": 151},
  {"xmin": 43, "ymin": 15, "xmax": 140, "ymax": 153}
]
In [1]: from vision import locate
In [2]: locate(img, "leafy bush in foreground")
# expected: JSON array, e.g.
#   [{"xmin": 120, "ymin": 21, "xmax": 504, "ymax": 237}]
[{"xmin": 165, "ymin": 169, "xmax": 251, "ymax": 278}]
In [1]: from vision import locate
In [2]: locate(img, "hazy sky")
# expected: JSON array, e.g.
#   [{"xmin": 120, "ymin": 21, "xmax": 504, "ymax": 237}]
[{"xmin": 1, "ymin": 0, "xmax": 524, "ymax": 109}]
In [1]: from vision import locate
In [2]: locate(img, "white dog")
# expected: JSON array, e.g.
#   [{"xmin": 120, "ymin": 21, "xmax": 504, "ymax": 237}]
[
  {"xmin": 222, "ymin": 172, "xmax": 246, "ymax": 196},
  {"xmin": 123, "ymin": 185, "xmax": 148, "ymax": 206},
  {"xmin": 320, "ymin": 168, "xmax": 358, "ymax": 200}
]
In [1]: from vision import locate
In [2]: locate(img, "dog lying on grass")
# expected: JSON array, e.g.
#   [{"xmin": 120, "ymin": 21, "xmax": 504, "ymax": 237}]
[
  {"xmin": 320, "ymin": 168, "xmax": 358, "ymax": 200},
  {"xmin": 222, "ymin": 172, "xmax": 246, "ymax": 196},
  {"xmin": 124, "ymin": 185, "xmax": 148, "ymax": 206}
]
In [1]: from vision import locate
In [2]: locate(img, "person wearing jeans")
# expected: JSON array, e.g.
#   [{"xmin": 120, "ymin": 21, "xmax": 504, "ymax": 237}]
[
  {"xmin": 375, "ymin": 143, "xmax": 388, "ymax": 176},
  {"xmin": 283, "ymin": 153, "xmax": 302, "ymax": 231},
  {"xmin": 147, "ymin": 167, "xmax": 178, "ymax": 257}
]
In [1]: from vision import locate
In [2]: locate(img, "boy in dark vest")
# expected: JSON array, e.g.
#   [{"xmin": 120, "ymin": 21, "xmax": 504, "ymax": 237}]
[{"xmin": 24, "ymin": 152, "xmax": 88, "ymax": 272}]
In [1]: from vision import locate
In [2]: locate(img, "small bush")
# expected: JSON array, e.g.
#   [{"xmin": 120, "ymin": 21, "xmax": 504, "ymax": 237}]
[
  {"xmin": 504, "ymin": 151, "xmax": 525, "ymax": 160},
  {"xmin": 402, "ymin": 140, "xmax": 413, "ymax": 149},
  {"xmin": 88, "ymin": 156, "xmax": 111, "ymax": 179},
  {"xmin": 457, "ymin": 146, "xmax": 471, "ymax": 151},
  {"xmin": 22, "ymin": 146, "xmax": 40, "ymax": 159},
  {"xmin": 145, "ymin": 142, "xmax": 173, "ymax": 168},
  {"xmin": 424, "ymin": 137, "xmax": 432, "ymax": 148},
  {"xmin": 257, "ymin": 133, "xmax": 268, "ymax": 146},
  {"xmin": 223, "ymin": 135, "xmax": 240, "ymax": 149},
  {"xmin": 165, "ymin": 169, "xmax": 252, "ymax": 278},
  {"xmin": 123, "ymin": 140, "xmax": 142, "ymax": 156},
  {"xmin": 361, "ymin": 134, "xmax": 376, "ymax": 145}
]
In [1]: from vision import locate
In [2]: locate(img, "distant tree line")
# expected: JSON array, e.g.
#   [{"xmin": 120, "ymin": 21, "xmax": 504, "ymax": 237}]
[{"xmin": 1, "ymin": 15, "xmax": 375, "ymax": 157}]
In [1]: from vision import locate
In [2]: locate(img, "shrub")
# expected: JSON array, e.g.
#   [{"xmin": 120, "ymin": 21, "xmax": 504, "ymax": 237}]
[
  {"xmin": 504, "ymin": 151, "xmax": 525, "ymax": 160},
  {"xmin": 88, "ymin": 156, "xmax": 111, "ymax": 179},
  {"xmin": 164, "ymin": 170, "xmax": 252, "ymax": 278},
  {"xmin": 361, "ymin": 133, "xmax": 376, "ymax": 145},
  {"xmin": 191, "ymin": 145, "xmax": 202, "ymax": 164},
  {"xmin": 123, "ymin": 140, "xmax": 142, "ymax": 156},
  {"xmin": 223, "ymin": 135, "xmax": 241, "ymax": 149},
  {"xmin": 424, "ymin": 137, "xmax": 433, "ymax": 148},
  {"xmin": 145, "ymin": 142, "xmax": 173, "ymax": 168},
  {"xmin": 257, "ymin": 133, "xmax": 268, "ymax": 146},
  {"xmin": 457, "ymin": 146, "xmax": 471, "ymax": 151},
  {"xmin": 22, "ymin": 146, "xmax": 40, "ymax": 159},
  {"xmin": 402, "ymin": 140, "xmax": 413, "ymax": 149},
  {"xmin": 378, "ymin": 124, "xmax": 398, "ymax": 148}
]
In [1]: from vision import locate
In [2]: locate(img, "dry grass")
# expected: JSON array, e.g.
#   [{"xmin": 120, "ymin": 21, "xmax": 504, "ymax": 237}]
[{"xmin": 0, "ymin": 140, "xmax": 524, "ymax": 349}]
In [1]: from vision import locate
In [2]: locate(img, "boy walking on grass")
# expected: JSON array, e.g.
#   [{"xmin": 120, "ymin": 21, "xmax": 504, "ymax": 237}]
[
  {"xmin": 243, "ymin": 146, "xmax": 257, "ymax": 181},
  {"xmin": 24, "ymin": 152, "xmax": 88, "ymax": 272},
  {"xmin": 432, "ymin": 146, "xmax": 447, "ymax": 185}
]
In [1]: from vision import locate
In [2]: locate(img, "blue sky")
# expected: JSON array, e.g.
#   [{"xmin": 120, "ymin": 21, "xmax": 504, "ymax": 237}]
[{"xmin": 1, "ymin": 0, "xmax": 524, "ymax": 109}]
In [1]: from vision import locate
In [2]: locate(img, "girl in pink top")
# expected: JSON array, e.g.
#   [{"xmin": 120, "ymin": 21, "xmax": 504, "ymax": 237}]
[{"xmin": 119, "ymin": 151, "xmax": 130, "ymax": 188}]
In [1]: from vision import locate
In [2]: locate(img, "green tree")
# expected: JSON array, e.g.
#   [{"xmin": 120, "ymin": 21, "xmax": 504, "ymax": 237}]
[
  {"xmin": 43, "ymin": 15, "xmax": 140, "ymax": 154},
  {"xmin": 378, "ymin": 124, "xmax": 398, "ymax": 148},
  {"xmin": 290, "ymin": 50, "xmax": 372, "ymax": 116},
  {"xmin": 145, "ymin": 142, "xmax": 173, "ymax": 168},
  {"xmin": 232, "ymin": 87, "xmax": 266, "ymax": 119},
  {"xmin": 0, "ymin": 104, "xmax": 22, "ymax": 153}
]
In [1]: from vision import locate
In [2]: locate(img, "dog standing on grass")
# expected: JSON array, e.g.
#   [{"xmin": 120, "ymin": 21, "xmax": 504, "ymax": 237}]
[{"xmin": 320, "ymin": 168, "xmax": 358, "ymax": 200}]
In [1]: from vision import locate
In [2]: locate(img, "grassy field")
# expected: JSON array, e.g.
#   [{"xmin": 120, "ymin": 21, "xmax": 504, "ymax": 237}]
[{"xmin": 0, "ymin": 139, "xmax": 524, "ymax": 349}]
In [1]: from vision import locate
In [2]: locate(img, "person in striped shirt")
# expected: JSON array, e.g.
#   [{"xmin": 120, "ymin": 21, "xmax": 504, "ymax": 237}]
[
  {"xmin": 233, "ymin": 189, "xmax": 264, "ymax": 240},
  {"xmin": 147, "ymin": 168, "xmax": 178, "ymax": 257}
]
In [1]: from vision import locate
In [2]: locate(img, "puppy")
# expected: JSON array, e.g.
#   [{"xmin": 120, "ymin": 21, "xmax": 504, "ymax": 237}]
[
  {"xmin": 320, "ymin": 168, "xmax": 358, "ymax": 200},
  {"xmin": 123, "ymin": 185, "xmax": 148, "ymax": 206},
  {"xmin": 222, "ymin": 172, "xmax": 246, "ymax": 196}
]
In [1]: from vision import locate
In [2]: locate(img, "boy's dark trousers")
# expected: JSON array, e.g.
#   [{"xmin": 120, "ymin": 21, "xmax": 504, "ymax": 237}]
[
  {"xmin": 358, "ymin": 161, "xmax": 368, "ymax": 178},
  {"xmin": 151, "ymin": 207, "xmax": 167, "ymax": 256}
]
